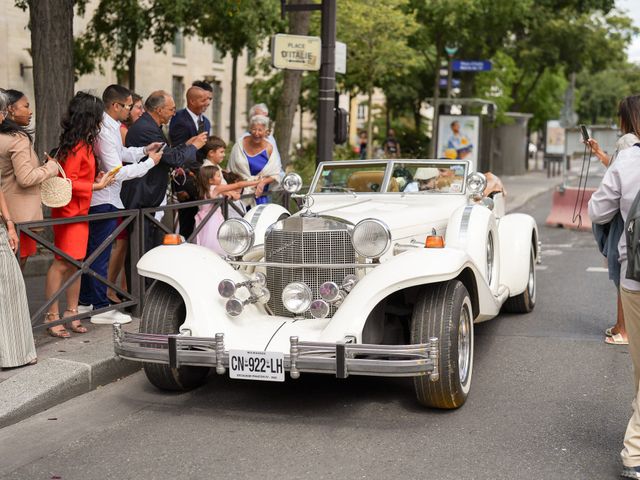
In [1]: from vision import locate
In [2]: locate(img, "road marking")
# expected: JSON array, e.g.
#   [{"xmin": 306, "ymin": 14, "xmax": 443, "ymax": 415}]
[
  {"xmin": 586, "ymin": 267, "xmax": 608, "ymax": 273},
  {"xmin": 543, "ymin": 249, "xmax": 563, "ymax": 256},
  {"xmin": 536, "ymin": 265, "xmax": 548, "ymax": 271},
  {"xmin": 543, "ymin": 244, "xmax": 573, "ymax": 249}
]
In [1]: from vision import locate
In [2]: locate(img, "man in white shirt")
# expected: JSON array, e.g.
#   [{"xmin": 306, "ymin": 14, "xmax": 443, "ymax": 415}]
[{"xmin": 79, "ymin": 84, "xmax": 163, "ymax": 325}]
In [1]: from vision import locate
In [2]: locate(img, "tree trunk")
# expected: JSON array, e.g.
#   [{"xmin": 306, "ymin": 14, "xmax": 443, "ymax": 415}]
[
  {"xmin": 230, "ymin": 53, "xmax": 238, "ymax": 141},
  {"xmin": 273, "ymin": 0, "xmax": 312, "ymax": 168},
  {"xmin": 127, "ymin": 45, "xmax": 137, "ymax": 91},
  {"xmin": 27, "ymin": 0, "xmax": 74, "ymax": 156},
  {"xmin": 366, "ymin": 89, "xmax": 373, "ymax": 159},
  {"xmin": 429, "ymin": 44, "xmax": 442, "ymax": 158}
]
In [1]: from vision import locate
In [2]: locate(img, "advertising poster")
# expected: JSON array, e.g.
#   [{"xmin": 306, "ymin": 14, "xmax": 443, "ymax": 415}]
[
  {"xmin": 437, "ymin": 115, "xmax": 480, "ymax": 170},
  {"xmin": 545, "ymin": 120, "xmax": 566, "ymax": 155}
]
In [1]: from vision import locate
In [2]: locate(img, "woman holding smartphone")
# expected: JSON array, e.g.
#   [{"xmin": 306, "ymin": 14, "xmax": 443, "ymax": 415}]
[
  {"xmin": 43, "ymin": 92, "xmax": 115, "ymax": 338},
  {"xmin": 588, "ymin": 96, "xmax": 640, "ymax": 346}
]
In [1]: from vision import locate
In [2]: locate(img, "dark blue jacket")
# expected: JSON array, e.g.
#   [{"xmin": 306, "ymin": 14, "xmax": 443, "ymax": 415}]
[
  {"xmin": 169, "ymin": 109, "xmax": 211, "ymax": 171},
  {"xmin": 120, "ymin": 112, "xmax": 197, "ymax": 209},
  {"xmin": 593, "ymin": 212, "xmax": 624, "ymax": 287}
]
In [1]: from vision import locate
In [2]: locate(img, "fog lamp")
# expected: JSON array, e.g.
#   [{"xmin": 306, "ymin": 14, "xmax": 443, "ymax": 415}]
[
  {"xmin": 282, "ymin": 172, "xmax": 303, "ymax": 193},
  {"xmin": 309, "ymin": 299, "xmax": 330, "ymax": 319},
  {"xmin": 282, "ymin": 282, "xmax": 312, "ymax": 314},
  {"xmin": 467, "ymin": 172, "xmax": 487, "ymax": 196}
]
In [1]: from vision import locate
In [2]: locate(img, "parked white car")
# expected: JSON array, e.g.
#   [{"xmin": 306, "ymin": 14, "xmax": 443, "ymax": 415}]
[{"xmin": 114, "ymin": 159, "xmax": 539, "ymax": 409}]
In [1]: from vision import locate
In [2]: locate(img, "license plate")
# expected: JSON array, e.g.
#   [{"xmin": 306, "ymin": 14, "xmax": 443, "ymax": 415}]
[{"xmin": 229, "ymin": 350, "xmax": 285, "ymax": 382}]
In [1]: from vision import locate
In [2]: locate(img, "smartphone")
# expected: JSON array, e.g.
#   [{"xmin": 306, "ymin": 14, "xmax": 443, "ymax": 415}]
[
  {"xmin": 580, "ymin": 124, "xmax": 590, "ymax": 142},
  {"xmin": 108, "ymin": 165, "xmax": 123, "ymax": 176}
]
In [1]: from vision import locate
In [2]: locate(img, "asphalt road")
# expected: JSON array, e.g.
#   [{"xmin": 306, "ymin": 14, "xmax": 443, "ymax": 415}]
[{"xmin": 0, "ymin": 189, "xmax": 633, "ymax": 480}]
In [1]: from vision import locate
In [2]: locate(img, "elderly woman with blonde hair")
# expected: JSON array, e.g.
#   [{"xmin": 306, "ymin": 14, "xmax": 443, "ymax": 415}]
[{"xmin": 228, "ymin": 115, "xmax": 281, "ymax": 207}]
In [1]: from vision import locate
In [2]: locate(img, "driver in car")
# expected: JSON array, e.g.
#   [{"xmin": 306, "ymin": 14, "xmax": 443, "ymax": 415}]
[{"xmin": 404, "ymin": 167, "xmax": 439, "ymax": 192}]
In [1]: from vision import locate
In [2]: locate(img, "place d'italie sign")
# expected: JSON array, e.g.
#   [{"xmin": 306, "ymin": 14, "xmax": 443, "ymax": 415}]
[{"xmin": 271, "ymin": 34, "xmax": 321, "ymax": 71}]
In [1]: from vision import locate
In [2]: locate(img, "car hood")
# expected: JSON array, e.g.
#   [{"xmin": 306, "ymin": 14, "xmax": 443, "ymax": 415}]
[{"xmin": 303, "ymin": 195, "xmax": 467, "ymax": 233}]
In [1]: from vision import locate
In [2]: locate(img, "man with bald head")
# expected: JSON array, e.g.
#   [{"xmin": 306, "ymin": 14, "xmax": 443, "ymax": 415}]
[
  {"xmin": 169, "ymin": 85, "xmax": 213, "ymax": 238},
  {"xmin": 121, "ymin": 90, "xmax": 207, "ymax": 250}
]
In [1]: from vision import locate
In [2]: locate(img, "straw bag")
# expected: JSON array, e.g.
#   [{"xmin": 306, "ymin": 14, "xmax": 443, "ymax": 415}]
[{"xmin": 41, "ymin": 161, "xmax": 72, "ymax": 208}]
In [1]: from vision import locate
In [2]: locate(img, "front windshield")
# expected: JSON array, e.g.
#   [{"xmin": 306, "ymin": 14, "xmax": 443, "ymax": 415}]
[
  {"xmin": 308, "ymin": 160, "xmax": 468, "ymax": 194},
  {"xmin": 311, "ymin": 163, "xmax": 388, "ymax": 193},
  {"xmin": 391, "ymin": 161, "xmax": 467, "ymax": 193}
]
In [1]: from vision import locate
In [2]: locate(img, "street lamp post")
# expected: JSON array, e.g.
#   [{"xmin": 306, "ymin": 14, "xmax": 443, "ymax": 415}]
[
  {"xmin": 317, "ymin": 0, "xmax": 336, "ymax": 165},
  {"xmin": 281, "ymin": 0, "xmax": 336, "ymax": 166}
]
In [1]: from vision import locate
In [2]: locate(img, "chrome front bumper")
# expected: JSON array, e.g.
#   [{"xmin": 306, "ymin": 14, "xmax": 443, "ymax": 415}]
[{"xmin": 113, "ymin": 324, "xmax": 439, "ymax": 380}]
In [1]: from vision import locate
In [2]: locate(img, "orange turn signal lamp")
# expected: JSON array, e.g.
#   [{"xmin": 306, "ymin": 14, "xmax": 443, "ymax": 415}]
[
  {"xmin": 163, "ymin": 233, "xmax": 183, "ymax": 245},
  {"xmin": 425, "ymin": 235, "xmax": 445, "ymax": 248}
]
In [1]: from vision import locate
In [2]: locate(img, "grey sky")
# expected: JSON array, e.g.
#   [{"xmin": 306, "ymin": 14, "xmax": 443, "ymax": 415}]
[{"xmin": 617, "ymin": 0, "xmax": 640, "ymax": 63}]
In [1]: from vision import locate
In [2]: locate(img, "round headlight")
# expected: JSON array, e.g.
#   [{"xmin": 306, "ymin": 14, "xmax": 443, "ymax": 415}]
[
  {"xmin": 351, "ymin": 219, "xmax": 391, "ymax": 258},
  {"xmin": 281, "ymin": 282, "xmax": 312, "ymax": 314},
  {"xmin": 282, "ymin": 172, "xmax": 303, "ymax": 193},
  {"xmin": 217, "ymin": 218, "xmax": 254, "ymax": 257},
  {"xmin": 467, "ymin": 172, "xmax": 487, "ymax": 195}
]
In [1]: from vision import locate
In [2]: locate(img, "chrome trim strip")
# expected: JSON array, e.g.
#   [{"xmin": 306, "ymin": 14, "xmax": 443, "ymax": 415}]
[
  {"xmin": 113, "ymin": 327, "xmax": 439, "ymax": 379},
  {"xmin": 248, "ymin": 205, "xmax": 267, "ymax": 228},
  {"xmin": 459, "ymin": 205, "xmax": 474, "ymax": 243},
  {"xmin": 228, "ymin": 260, "xmax": 378, "ymax": 269}
]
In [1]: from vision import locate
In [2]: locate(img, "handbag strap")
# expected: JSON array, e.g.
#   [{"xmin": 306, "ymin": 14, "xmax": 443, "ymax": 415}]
[{"xmin": 49, "ymin": 159, "xmax": 67, "ymax": 180}]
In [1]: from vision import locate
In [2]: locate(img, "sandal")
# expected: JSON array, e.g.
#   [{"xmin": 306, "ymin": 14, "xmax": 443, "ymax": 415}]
[
  {"xmin": 64, "ymin": 308, "xmax": 88, "ymax": 334},
  {"xmin": 605, "ymin": 326, "xmax": 617, "ymax": 337},
  {"xmin": 45, "ymin": 312, "xmax": 70, "ymax": 338},
  {"xmin": 605, "ymin": 333, "xmax": 628, "ymax": 345}
]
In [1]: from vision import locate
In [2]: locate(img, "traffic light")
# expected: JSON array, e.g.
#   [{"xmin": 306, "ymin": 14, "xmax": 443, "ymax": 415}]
[{"xmin": 334, "ymin": 107, "xmax": 348, "ymax": 144}]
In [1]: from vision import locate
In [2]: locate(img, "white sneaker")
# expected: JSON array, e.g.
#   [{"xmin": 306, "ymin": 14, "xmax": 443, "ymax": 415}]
[
  {"xmin": 90, "ymin": 309, "xmax": 132, "ymax": 325},
  {"xmin": 77, "ymin": 305, "xmax": 93, "ymax": 316}
]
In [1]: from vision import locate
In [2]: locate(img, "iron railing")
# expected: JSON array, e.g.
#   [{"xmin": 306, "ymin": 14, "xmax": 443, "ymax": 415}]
[{"xmin": 17, "ymin": 190, "xmax": 293, "ymax": 331}]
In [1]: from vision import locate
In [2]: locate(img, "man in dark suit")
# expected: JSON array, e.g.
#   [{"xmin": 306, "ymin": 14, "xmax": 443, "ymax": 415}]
[
  {"xmin": 121, "ymin": 90, "xmax": 207, "ymax": 251},
  {"xmin": 169, "ymin": 85, "xmax": 212, "ymax": 239}
]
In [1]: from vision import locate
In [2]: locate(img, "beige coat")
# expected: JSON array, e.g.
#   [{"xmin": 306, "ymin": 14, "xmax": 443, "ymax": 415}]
[{"xmin": 0, "ymin": 133, "xmax": 58, "ymax": 223}]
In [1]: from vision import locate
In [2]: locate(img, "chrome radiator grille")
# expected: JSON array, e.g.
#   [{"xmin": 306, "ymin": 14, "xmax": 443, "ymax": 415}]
[{"xmin": 266, "ymin": 225, "xmax": 356, "ymax": 318}]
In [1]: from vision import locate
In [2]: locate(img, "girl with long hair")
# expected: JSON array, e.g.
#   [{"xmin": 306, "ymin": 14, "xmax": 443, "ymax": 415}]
[
  {"xmin": 194, "ymin": 164, "xmax": 258, "ymax": 254},
  {"xmin": 43, "ymin": 92, "xmax": 115, "ymax": 338}
]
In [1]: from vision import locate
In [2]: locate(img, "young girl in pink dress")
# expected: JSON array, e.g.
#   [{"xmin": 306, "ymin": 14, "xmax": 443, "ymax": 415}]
[{"xmin": 194, "ymin": 165, "xmax": 259, "ymax": 254}]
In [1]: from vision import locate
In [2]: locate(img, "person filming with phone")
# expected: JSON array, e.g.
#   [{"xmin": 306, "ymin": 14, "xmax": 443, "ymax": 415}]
[{"xmin": 77, "ymin": 84, "xmax": 164, "ymax": 326}]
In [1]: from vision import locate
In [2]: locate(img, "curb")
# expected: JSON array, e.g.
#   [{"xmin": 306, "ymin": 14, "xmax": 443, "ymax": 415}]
[{"xmin": 0, "ymin": 325, "xmax": 141, "ymax": 429}]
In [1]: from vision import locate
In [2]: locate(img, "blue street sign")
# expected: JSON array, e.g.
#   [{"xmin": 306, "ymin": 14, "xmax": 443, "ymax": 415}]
[
  {"xmin": 452, "ymin": 60, "xmax": 492, "ymax": 72},
  {"xmin": 439, "ymin": 78, "xmax": 461, "ymax": 88}
]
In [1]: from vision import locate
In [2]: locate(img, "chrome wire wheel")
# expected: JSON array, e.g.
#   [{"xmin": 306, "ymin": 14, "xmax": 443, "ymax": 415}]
[
  {"xmin": 458, "ymin": 301, "xmax": 472, "ymax": 386},
  {"xmin": 527, "ymin": 249, "xmax": 536, "ymax": 303}
]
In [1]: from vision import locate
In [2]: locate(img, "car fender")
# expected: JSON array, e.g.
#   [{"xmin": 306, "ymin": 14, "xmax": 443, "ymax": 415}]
[
  {"xmin": 318, "ymin": 248, "xmax": 500, "ymax": 343},
  {"xmin": 498, "ymin": 213, "xmax": 538, "ymax": 296},
  {"xmin": 445, "ymin": 204, "xmax": 500, "ymax": 294},
  {"xmin": 243, "ymin": 203, "xmax": 290, "ymax": 245},
  {"xmin": 137, "ymin": 243, "xmax": 287, "ymax": 350}
]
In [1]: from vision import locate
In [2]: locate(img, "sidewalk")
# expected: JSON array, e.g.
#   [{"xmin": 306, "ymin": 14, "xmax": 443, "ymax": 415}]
[{"xmin": 0, "ymin": 165, "xmax": 565, "ymax": 429}]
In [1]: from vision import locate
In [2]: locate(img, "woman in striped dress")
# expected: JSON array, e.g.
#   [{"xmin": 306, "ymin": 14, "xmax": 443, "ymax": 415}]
[{"xmin": 0, "ymin": 92, "xmax": 36, "ymax": 368}]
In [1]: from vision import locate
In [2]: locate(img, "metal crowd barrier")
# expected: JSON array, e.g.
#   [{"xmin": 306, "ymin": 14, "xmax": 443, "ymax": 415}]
[{"xmin": 17, "ymin": 190, "xmax": 293, "ymax": 332}]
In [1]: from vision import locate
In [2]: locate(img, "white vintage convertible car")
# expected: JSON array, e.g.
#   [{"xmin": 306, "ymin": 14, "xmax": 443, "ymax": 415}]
[{"xmin": 113, "ymin": 159, "xmax": 539, "ymax": 409}]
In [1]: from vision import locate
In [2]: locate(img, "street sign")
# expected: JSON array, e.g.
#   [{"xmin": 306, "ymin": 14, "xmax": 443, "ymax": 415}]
[
  {"xmin": 439, "ymin": 78, "xmax": 461, "ymax": 88},
  {"xmin": 271, "ymin": 34, "xmax": 321, "ymax": 71},
  {"xmin": 335, "ymin": 41, "xmax": 347, "ymax": 74},
  {"xmin": 452, "ymin": 60, "xmax": 492, "ymax": 72}
]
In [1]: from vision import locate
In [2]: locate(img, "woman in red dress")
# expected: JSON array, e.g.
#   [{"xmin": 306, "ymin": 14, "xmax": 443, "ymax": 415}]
[{"xmin": 44, "ymin": 92, "xmax": 115, "ymax": 338}]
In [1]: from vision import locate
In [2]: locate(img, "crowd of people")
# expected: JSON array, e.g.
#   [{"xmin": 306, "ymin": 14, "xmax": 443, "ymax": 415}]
[{"xmin": 0, "ymin": 83, "xmax": 281, "ymax": 368}]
